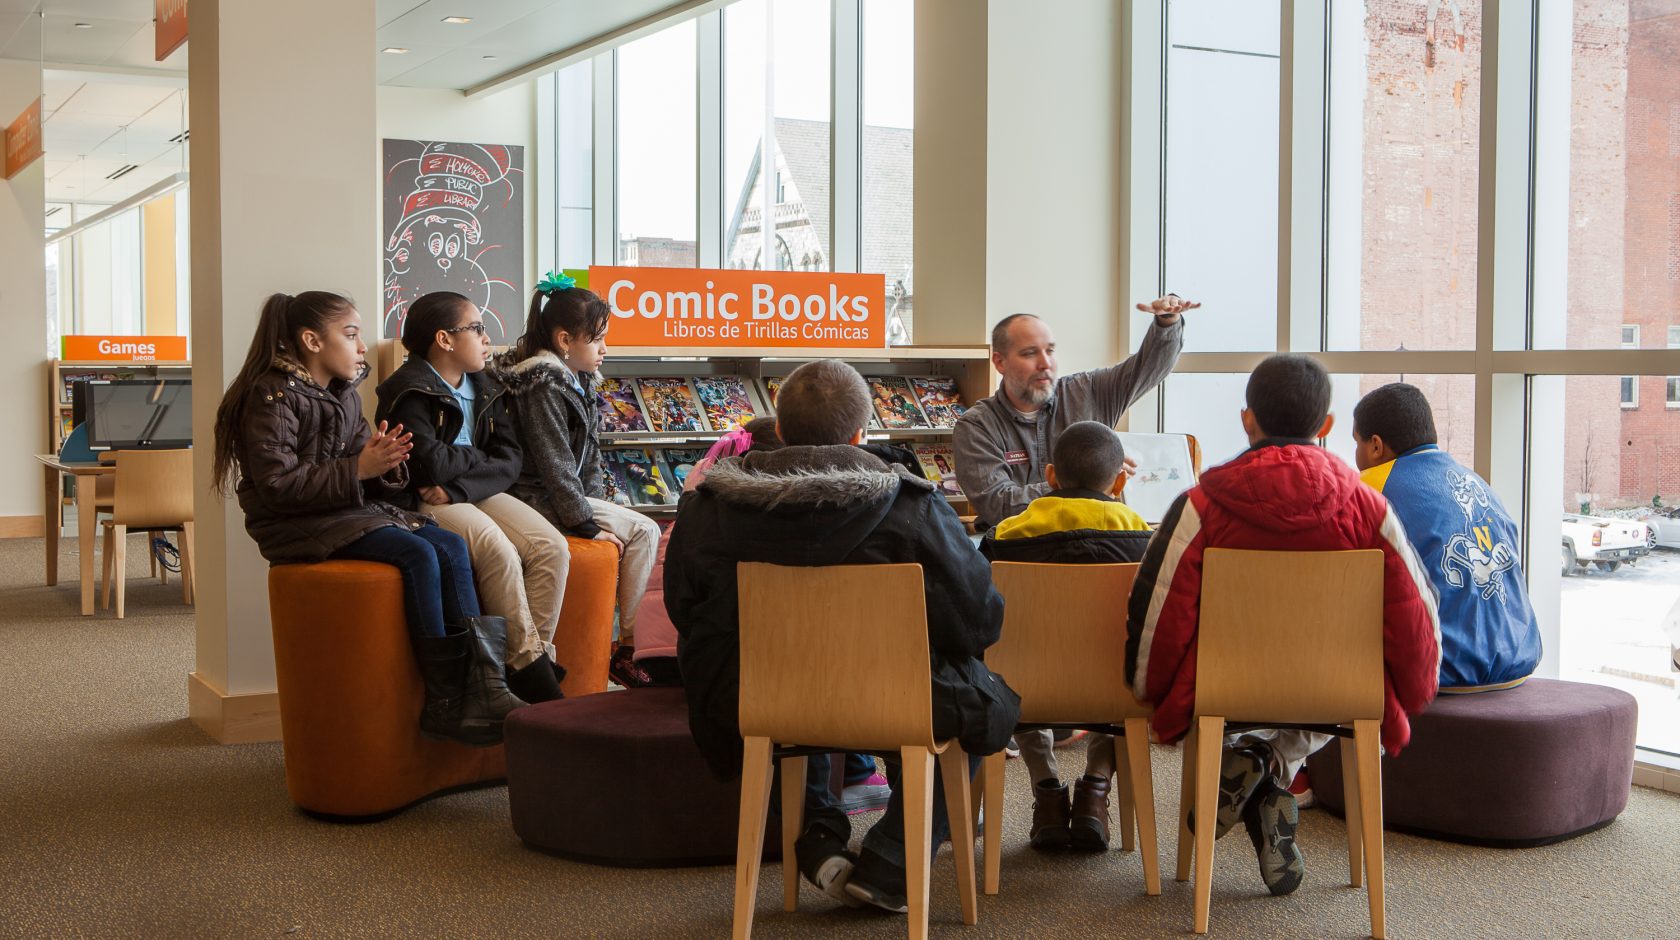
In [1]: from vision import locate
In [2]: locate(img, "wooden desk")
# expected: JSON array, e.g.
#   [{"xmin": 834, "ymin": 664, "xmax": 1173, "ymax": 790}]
[{"xmin": 37, "ymin": 455, "xmax": 115, "ymax": 616}]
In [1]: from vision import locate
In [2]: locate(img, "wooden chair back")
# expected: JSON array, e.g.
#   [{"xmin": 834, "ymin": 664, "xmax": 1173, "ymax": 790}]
[
  {"xmin": 110, "ymin": 449, "xmax": 194, "ymax": 528},
  {"xmin": 737, "ymin": 562, "xmax": 935, "ymax": 751},
  {"xmin": 989, "ymin": 561, "xmax": 1150, "ymax": 723},
  {"xmin": 1195, "ymin": 548, "xmax": 1385, "ymax": 723}
]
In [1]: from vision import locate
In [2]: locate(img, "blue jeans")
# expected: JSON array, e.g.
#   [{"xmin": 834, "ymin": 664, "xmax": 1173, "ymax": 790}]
[
  {"xmin": 792, "ymin": 752, "xmax": 979, "ymax": 871},
  {"xmin": 330, "ymin": 523, "xmax": 480, "ymax": 639}
]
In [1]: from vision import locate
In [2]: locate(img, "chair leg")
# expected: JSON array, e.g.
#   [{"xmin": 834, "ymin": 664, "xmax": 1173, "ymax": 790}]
[
  {"xmin": 937, "ymin": 747, "xmax": 978, "ymax": 926},
  {"xmin": 779, "ymin": 754, "xmax": 806, "ymax": 913},
  {"xmin": 1354, "ymin": 719, "xmax": 1386, "ymax": 940},
  {"xmin": 1124, "ymin": 717, "xmax": 1162, "ymax": 896},
  {"xmin": 981, "ymin": 751, "xmax": 1005, "ymax": 895},
  {"xmin": 112, "ymin": 525, "xmax": 128, "ymax": 620},
  {"xmin": 733, "ymin": 736, "xmax": 775, "ymax": 940},
  {"xmin": 1114, "ymin": 734, "xmax": 1136, "ymax": 853},
  {"xmin": 1176, "ymin": 724, "xmax": 1198, "ymax": 883},
  {"xmin": 901, "ymin": 745, "xmax": 936, "ymax": 940},
  {"xmin": 150, "ymin": 538, "xmax": 159, "ymax": 580},
  {"xmin": 1192, "ymin": 716, "xmax": 1224, "ymax": 935},
  {"xmin": 1340, "ymin": 734, "xmax": 1365, "ymax": 888},
  {"xmin": 100, "ymin": 524, "xmax": 114, "ymax": 611},
  {"xmin": 180, "ymin": 522, "xmax": 195, "ymax": 605}
]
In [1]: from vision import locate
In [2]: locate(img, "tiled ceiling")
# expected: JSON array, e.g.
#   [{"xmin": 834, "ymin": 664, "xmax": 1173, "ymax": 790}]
[{"xmin": 8, "ymin": 0, "xmax": 697, "ymax": 204}]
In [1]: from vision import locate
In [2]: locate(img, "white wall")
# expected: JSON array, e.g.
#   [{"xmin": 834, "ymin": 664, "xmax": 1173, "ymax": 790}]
[{"xmin": 0, "ymin": 59, "xmax": 49, "ymax": 526}]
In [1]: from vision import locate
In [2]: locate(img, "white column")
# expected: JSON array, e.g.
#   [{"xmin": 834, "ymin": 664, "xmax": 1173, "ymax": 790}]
[
  {"xmin": 912, "ymin": 0, "xmax": 986, "ymax": 345},
  {"xmin": 0, "ymin": 56, "xmax": 49, "ymax": 534},
  {"xmin": 188, "ymin": 0, "xmax": 379, "ymax": 742}
]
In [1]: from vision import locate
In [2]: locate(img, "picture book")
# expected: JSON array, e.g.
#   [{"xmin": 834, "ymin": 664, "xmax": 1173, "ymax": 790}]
[
  {"xmin": 912, "ymin": 443, "xmax": 963, "ymax": 497},
  {"xmin": 602, "ymin": 448, "xmax": 676, "ymax": 506},
  {"xmin": 1115, "ymin": 432, "xmax": 1196, "ymax": 524},
  {"xmin": 909, "ymin": 376, "xmax": 967, "ymax": 428},
  {"xmin": 595, "ymin": 377, "xmax": 649, "ymax": 432},
  {"xmin": 658, "ymin": 447, "xmax": 712, "ymax": 492},
  {"xmin": 692, "ymin": 375, "xmax": 757, "ymax": 431},
  {"xmin": 867, "ymin": 376, "xmax": 930, "ymax": 429},
  {"xmin": 636, "ymin": 377, "xmax": 706, "ymax": 433}
]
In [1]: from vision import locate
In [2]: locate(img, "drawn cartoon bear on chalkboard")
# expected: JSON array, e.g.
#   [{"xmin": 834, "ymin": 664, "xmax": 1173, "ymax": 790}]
[{"xmin": 383, "ymin": 140, "xmax": 525, "ymax": 345}]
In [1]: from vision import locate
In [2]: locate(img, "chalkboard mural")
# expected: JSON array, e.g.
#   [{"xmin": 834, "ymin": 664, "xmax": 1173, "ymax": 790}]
[{"xmin": 383, "ymin": 139, "xmax": 524, "ymax": 345}]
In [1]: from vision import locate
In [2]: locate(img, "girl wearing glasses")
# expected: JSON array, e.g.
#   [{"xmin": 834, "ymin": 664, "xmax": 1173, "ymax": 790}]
[{"xmin": 375, "ymin": 290, "xmax": 568, "ymax": 705}]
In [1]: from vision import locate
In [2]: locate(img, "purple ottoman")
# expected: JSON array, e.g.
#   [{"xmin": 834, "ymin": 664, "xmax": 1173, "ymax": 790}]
[
  {"xmin": 505, "ymin": 686, "xmax": 760, "ymax": 867},
  {"xmin": 1306, "ymin": 678, "xmax": 1637, "ymax": 847}
]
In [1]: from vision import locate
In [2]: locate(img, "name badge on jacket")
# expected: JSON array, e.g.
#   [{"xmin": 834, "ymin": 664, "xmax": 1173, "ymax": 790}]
[{"xmin": 1004, "ymin": 451, "xmax": 1029, "ymax": 466}]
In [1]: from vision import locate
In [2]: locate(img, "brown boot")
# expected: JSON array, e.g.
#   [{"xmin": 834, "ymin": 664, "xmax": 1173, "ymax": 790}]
[
  {"xmin": 1070, "ymin": 774, "xmax": 1112, "ymax": 852},
  {"xmin": 1029, "ymin": 780, "xmax": 1071, "ymax": 850}
]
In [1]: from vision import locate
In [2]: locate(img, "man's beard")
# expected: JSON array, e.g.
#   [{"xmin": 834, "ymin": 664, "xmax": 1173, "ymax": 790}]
[{"xmin": 1008, "ymin": 374, "xmax": 1055, "ymax": 407}]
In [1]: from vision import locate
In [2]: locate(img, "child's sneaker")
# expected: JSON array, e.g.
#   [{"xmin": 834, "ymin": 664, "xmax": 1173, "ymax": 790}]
[
  {"xmin": 793, "ymin": 825, "xmax": 862, "ymax": 907},
  {"xmin": 1243, "ymin": 781, "xmax": 1304, "ymax": 896},
  {"xmin": 843, "ymin": 846, "xmax": 909, "ymax": 913},
  {"xmin": 837, "ymin": 772, "xmax": 891, "ymax": 815},
  {"xmin": 1028, "ymin": 780, "xmax": 1072, "ymax": 850},
  {"xmin": 1287, "ymin": 768, "xmax": 1315, "ymax": 810},
  {"xmin": 607, "ymin": 645, "xmax": 654, "ymax": 688},
  {"xmin": 1003, "ymin": 739, "xmax": 1021, "ymax": 759},
  {"xmin": 1187, "ymin": 746, "xmax": 1267, "ymax": 840}
]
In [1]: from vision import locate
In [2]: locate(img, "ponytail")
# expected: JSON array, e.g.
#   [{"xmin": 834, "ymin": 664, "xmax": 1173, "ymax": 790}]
[
  {"xmin": 211, "ymin": 291, "xmax": 354, "ymax": 495},
  {"xmin": 515, "ymin": 286, "xmax": 612, "ymax": 361}
]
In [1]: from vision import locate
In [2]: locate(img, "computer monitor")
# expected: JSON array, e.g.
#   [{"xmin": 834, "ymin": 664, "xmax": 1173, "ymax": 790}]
[{"xmin": 85, "ymin": 379, "xmax": 193, "ymax": 451}]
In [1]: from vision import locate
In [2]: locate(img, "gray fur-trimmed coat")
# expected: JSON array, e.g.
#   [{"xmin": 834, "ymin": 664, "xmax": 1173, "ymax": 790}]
[
  {"xmin": 492, "ymin": 349, "xmax": 606, "ymax": 539},
  {"xmin": 666, "ymin": 444, "xmax": 1019, "ymax": 779}
]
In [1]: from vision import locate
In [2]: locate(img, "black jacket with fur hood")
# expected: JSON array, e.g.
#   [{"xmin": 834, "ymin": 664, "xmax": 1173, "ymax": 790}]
[
  {"xmin": 235, "ymin": 359, "xmax": 420, "ymax": 565},
  {"xmin": 491, "ymin": 349, "xmax": 606, "ymax": 538},
  {"xmin": 666, "ymin": 444, "xmax": 1020, "ymax": 779}
]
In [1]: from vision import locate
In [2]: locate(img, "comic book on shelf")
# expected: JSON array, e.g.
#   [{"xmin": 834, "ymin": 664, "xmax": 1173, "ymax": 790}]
[
  {"xmin": 635, "ymin": 377, "xmax": 707, "ymax": 433},
  {"xmin": 761, "ymin": 375, "xmax": 784, "ymax": 409},
  {"xmin": 866, "ymin": 376, "xmax": 931, "ymax": 429},
  {"xmin": 691, "ymin": 375, "xmax": 757, "ymax": 432},
  {"xmin": 658, "ymin": 447, "xmax": 713, "ymax": 492},
  {"xmin": 911, "ymin": 443, "xmax": 963, "ymax": 497},
  {"xmin": 601, "ymin": 448, "xmax": 677, "ymax": 506},
  {"xmin": 908, "ymin": 376, "xmax": 967, "ymax": 428},
  {"xmin": 595, "ymin": 376, "xmax": 649, "ymax": 432}
]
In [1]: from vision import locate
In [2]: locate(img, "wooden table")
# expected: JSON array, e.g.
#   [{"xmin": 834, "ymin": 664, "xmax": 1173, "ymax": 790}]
[{"xmin": 37, "ymin": 454, "xmax": 115, "ymax": 616}]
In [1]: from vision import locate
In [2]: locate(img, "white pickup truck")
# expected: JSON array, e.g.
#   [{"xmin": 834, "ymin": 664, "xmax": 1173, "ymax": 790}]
[{"xmin": 1562, "ymin": 513, "xmax": 1650, "ymax": 575}]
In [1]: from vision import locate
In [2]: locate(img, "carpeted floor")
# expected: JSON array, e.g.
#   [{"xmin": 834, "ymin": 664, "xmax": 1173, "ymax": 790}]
[{"xmin": 2, "ymin": 535, "xmax": 1679, "ymax": 939}]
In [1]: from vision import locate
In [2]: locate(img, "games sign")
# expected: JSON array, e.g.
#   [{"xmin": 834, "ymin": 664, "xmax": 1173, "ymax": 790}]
[{"xmin": 588, "ymin": 266, "xmax": 887, "ymax": 350}]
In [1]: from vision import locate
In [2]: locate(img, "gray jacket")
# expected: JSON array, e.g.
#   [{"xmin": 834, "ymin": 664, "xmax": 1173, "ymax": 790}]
[
  {"xmin": 492, "ymin": 349, "xmax": 606, "ymax": 539},
  {"xmin": 953, "ymin": 319, "xmax": 1184, "ymax": 525}
]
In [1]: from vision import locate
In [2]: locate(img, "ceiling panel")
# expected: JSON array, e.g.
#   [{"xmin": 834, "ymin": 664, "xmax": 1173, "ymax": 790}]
[
  {"xmin": 41, "ymin": 75, "xmax": 81, "ymax": 111},
  {"xmin": 43, "ymin": 0, "xmax": 153, "ymax": 18},
  {"xmin": 105, "ymin": 15, "xmax": 187, "ymax": 68}
]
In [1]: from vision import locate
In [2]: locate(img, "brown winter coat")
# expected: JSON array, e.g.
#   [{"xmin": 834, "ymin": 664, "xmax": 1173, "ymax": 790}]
[{"xmin": 235, "ymin": 359, "xmax": 421, "ymax": 564}]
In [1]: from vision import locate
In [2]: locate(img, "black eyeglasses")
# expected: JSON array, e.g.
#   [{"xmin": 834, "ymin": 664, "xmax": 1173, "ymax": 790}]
[{"xmin": 443, "ymin": 323, "xmax": 487, "ymax": 336}]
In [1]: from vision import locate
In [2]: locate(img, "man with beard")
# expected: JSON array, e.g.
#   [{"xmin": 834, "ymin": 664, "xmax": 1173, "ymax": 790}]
[{"xmin": 954, "ymin": 295, "xmax": 1198, "ymax": 527}]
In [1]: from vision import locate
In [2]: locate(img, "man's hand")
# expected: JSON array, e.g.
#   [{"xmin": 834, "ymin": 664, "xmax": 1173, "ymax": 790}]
[
  {"xmin": 1110, "ymin": 456, "xmax": 1138, "ymax": 498},
  {"xmin": 357, "ymin": 421, "xmax": 412, "ymax": 480},
  {"xmin": 1136, "ymin": 294, "xmax": 1201, "ymax": 325},
  {"xmin": 419, "ymin": 485, "xmax": 450, "ymax": 506}
]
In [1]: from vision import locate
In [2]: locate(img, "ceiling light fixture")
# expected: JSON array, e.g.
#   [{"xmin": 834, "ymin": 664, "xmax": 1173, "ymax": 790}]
[
  {"xmin": 481, "ymin": 55, "xmax": 497, "ymax": 60},
  {"xmin": 73, "ymin": 22, "xmax": 92, "ymax": 29},
  {"xmin": 441, "ymin": 16, "xmax": 472, "ymax": 24},
  {"xmin": 382, "ymin": 47, "xmax": 410, "ymax": 54}
]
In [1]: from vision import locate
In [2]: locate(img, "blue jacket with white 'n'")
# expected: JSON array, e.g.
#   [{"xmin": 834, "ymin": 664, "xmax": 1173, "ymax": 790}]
[{"xmin": 1361, "ymin": 445, "xmax": 1542, "ymax": 692}]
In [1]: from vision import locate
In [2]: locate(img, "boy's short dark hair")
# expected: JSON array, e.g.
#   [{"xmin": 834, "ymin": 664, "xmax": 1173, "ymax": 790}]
[
  {"xmin": 1245, "ymin": 354, "xmax": 1332, "ymax": 439},
  {"xmin": 1352, "ymin": 382, "xmax": 1438, "ymax": 454},
  {"xmin": 1052, "ymin": 420, "xmax": 1126, "ymax": 492},
  {"xmin": 775, "ymin": 360, "xmax": 871, "ymax": 446}
]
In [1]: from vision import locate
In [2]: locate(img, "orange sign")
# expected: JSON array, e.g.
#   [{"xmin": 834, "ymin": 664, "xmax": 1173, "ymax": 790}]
[
  {"xmin": 156, "ymin": 0, "xmax": 188, "ymax": 61},
  {"xmin": 4, "ymin": 97, "xmax": 41, "ymax": 180},
  {"xmin": 590, "ymin": 266, "xmax": 887, "ymax": 349},
  {"xmin": 63, "ymin": 335, "xmax": 189, "ymax": 362}
]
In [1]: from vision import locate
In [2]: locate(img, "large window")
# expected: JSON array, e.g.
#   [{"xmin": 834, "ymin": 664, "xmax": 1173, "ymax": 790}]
[
  {"xmin": 863, "ymin": 0, "xmax": 915, "ymax": 342},
  {"xmin": 616, "ymin": 21, "xmax": 698, "ymax": 266}
]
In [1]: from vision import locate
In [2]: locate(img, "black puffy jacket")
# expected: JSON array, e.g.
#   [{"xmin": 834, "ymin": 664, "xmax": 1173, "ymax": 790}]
[{"xmin": 374, "ymin": 357, "xmax": 521, "ymax": 511}]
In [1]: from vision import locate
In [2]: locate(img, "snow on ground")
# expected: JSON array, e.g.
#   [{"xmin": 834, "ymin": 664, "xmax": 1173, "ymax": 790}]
[{"xmin": 1560, "ymin": 547, "xmax": 1680, "ymax": 756}]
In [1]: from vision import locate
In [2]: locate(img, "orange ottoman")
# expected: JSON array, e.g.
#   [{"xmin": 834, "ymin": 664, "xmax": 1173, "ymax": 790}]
[
  {"xmin": 269, "ymin": 561, "xmax": 506, "ymax": 818},
  {"xmin": 551, "ymin": 536, "xmax": 620, "ymax": 697}
]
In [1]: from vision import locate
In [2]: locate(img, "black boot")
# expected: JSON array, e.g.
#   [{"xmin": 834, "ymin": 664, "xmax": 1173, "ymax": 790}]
[
  {"xmin": 458, "ymin": 616, "xmax": 527, "ymax": 742},
  {"xmin": 415, "ymin": 629, "xmax": 478, "ymax": 744},
  {"xmin": 507, "ymin": 650, "xmax": 565, "ymax": 704}
]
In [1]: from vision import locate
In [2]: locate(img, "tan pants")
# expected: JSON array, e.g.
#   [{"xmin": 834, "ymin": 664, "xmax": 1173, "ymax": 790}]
[
  {"xmin": 585, "ymin": 496, "xmax": 660, "ymax": 645},
  {"xmin": 423, "ymin": 493, "xmax": 565, "ymax": 670}
]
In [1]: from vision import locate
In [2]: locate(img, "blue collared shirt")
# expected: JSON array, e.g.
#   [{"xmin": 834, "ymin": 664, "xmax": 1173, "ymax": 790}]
[{"xmin": 426, "ymin": 362, "xmax": 476, "ymax": 446}]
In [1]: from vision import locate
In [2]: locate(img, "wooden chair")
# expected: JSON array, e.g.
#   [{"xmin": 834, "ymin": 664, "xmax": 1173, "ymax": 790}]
[
  {"xmin": 733, "ymin": 562, "xmax": 978, "ymax": 940},
  {"xmin": 1177, "ymin": 549, "xmax": 1387, "ymax": 937},
  {"xmin": 979, "ymin": 561, "xmax": 1160, "ymax": 897},
  {"xmin": 99, "ymin": 449, "xmax": 195, "ymax": 618}
]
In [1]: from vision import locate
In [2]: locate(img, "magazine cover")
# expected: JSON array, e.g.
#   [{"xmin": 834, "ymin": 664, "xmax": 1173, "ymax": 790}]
[
  {"xmin": 602, "ymin": 448, "xmax": 676, "ymax": 506},
  {"xmin": 595, "ymin": 376, "xmax": 649, "ymax": 432},
  {"xmin": 598, "ymin": 455, "xmax": 628, "ymax": 506},
  {"xmin": 909, "ymin": 376, "xmax": 967, "ymax": 428},
  {"xmin": 867, "ymin": 376, "xmax": 931, "ymax": 429},
  {"xmin": 658, "ymin": 447, "xmax": 713, "ymax": 491},
  {"xmin": 636, "ymin": 377, "xmax": 706, "ymax": 433},
  {"xmin": 912, "ymin": 443, "xmax": 963, "ymax": 497},
  {"xmin": 692, "ymin": 375, "xmax": 757, "ymax": 431}
]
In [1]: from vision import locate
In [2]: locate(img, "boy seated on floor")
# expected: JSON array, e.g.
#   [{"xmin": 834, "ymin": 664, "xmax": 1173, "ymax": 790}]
[
  {"xmin": 666, "ymin": 359, "xmax": 1020, "ymax": 914},
  {"xmin": 1125, "ymin": 354, "xmax": 1440, "ymax": 897},
  {"xmin": 979, "ymin": 420, "xmax": 1152, "ymax": 853},
  {"xmin": 1352, "ymin": 382, "xmax": 1541, "ymax": 692}
]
